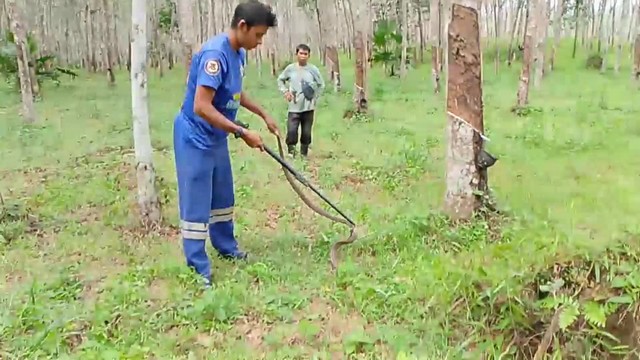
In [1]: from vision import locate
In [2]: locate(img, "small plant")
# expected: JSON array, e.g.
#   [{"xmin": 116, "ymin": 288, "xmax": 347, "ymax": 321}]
[
  {"xmin": 371, "ymin": 19, "xmax": 413, "ymax": 77},
  {"xmin": 586, "ymin": 53, "xmax": 603, "ymax": 70},
  {"xmin": 510, "ymin": 104, "xmax": 542, "ymax": 117},
  {"xmin": 0, "ymin": 30, "xmax": 78, "ymax": 90},
  {"xmin": 157, "ymin": 0, "xmax": 177, "ymax": 34},
  {"xmin": 0, "ymin": 195, "xmax": 40, "ymax": 244}
]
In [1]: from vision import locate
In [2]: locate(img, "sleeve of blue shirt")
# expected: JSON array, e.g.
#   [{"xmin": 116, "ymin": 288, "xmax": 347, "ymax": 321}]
[{"xmin": 196, "ymin": 50, "xmax": 227, "ymax": 91}]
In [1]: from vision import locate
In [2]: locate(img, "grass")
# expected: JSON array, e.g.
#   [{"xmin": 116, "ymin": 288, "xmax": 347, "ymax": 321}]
[{"xmin": 1, "ymin": 43, "xmax": 640, "ymax": 359}]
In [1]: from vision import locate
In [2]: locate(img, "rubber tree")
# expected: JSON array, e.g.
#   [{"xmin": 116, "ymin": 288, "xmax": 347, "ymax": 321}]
[
  {"xmin": 131, "ymin": 0, "xmax": 162, "ymax": 226},
  {"xmin": 6, "ymin": 0, "xmax": 37, "ymax": 124},
  {"xmin": 444, "ymin": 0, "xmax": 493, "ymax": 220}
]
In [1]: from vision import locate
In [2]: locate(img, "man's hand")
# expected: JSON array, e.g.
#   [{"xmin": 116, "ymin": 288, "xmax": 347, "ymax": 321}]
[
  {"xmin": 283, "ymin": 91, "xmax": 293, "ymax": 102},
  {"xmin": 263, "ymin": 115, "xmax": 280, "ymax": 137},
  {"xmin": 241, "ymin": 129, "xmax": 264, "ymax": 151}
]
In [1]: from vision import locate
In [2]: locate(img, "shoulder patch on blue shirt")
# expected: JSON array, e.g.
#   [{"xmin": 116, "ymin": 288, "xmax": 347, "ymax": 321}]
[{"xmin": 204, "ymin": 59, "xmax": 220, "ymax": 76}]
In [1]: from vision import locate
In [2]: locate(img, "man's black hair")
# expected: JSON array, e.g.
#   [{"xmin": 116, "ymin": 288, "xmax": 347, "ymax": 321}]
[
  {"xmin": 231, "ymin": 0, "xmax": 278, "ymax": 28},
  {"xmin": 296, "ymin": 44, "xmax": 311, "ymax": 54}
]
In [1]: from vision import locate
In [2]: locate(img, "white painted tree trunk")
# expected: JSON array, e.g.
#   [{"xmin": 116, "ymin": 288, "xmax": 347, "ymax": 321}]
[
  {"xmin": 6, "ymin": 0, "xmax": 36, "ymax": 124},
  {"xmin": 131, "ymin": 0, "xmax": 162, "ymax": 226}
]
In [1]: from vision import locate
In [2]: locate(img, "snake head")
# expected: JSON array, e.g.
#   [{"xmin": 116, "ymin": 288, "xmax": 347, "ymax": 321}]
[{"xmin": 349, "ymin": 226, "xmax": 359, "ymax": 240}]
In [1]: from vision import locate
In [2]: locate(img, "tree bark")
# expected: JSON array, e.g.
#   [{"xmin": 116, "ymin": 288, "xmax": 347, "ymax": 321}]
[
  {"xmin": 177, "ymin": 0, "xmax": 196, "ymax": 74},
  {"xmin": 597, "ymin": 0, "xmax": 608, "ymax": 73},
  {"xmin": 444, "ymin": 0, "xmax": 487, "ymax": 220},
  {"xmin": 516, "ymin": 0, "xmax": 535, "ymax": 107},
  {"xmin": 326, "ymin": 45, "xmax": 341, "ymax": 92},
  {"xmin": 6, "ymin": 0, "xmax": 37, "ymax": 124},
  {"xmin": 101, "ymin": 0, "xmax": 115, "ymax": 85},
  {"xmin": 353, "ymin": 6, "xmax": 368, "ymax": 113},
  {"xmin": 550, "ymin": 0, "xmax": 564, "ymax": 71},
  {"xmin": 634, "ymin": 4, "xmax": 640, "ymax": 80},
  {"xmin": 616, "ymin": 0, "xmax": 630, "ymax": 73},
  {"xmin": 430, "ymin": 0, "xmax": 442, "ymax": 92},
  {"xmin": 533, "ymin": 0, "xmax": 547, "ymax": 87},
  {"xmin": 400, "ymin": 0, "xmax": 408, "ymax": 77},
  {"xmin": 634, "ymin": 34, "xmax": 640, "ymax": 80},
  {"xmin": 506, "ymin": 0, "xmax": 523, "ymax": 67},
  {"xmin": 131, "ymin": 0, "xmax": 162, "ymax": 226}
]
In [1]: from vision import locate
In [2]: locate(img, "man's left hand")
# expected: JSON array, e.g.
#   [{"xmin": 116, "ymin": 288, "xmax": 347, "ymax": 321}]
[{"xmin": 264, "ymin": 115, "xmax": 280, "ymax": 137}]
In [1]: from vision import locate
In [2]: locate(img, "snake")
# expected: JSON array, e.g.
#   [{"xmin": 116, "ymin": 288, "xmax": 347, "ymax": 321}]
[{"xmin": 271, "ymin": 135, "xmax": 359, "ymax": 271}]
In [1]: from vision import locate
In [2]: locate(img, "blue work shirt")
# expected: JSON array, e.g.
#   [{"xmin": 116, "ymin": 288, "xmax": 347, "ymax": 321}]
[{"xmin": 179, "ymin": 32, "xmax": 246, "ymax": 149}]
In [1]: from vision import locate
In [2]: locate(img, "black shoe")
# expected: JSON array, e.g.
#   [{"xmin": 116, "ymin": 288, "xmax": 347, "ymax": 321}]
[
  {"xmin": 287, "ymin": 145, "xmax": 296, "ymax": 158},
  {"xmin": 300, "ymin": 144, "xmax": 309, "ymax": 157},
  {"xmin": 218, "ymin": 251, "xmax": 248, "ymax": 261}
]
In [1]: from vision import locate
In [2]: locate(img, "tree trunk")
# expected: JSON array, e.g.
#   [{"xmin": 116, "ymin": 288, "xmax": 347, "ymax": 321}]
[
  {"xmin": 430, "ymin": 0, "xmax": 442, "ymax": 92},
  {"xmin": 6, "ymin": 0, "xmax": 37, "ymax": 124},
  {"xmin": 326, "ymin": 45, "xmax": 341, "ymax": 92},
  {"xmin": 533, "ymin": 0, "xmax": 547, "ymax": 87},
  {"xmin": 177, "ymin": 0, "xmax": 196, "ymax": 74},
  {"xmin": 492, "ymin": 0, "xmax": 500, "ymax": 74},
  {"xmin": 634, "ymin": 34, "xmax": 640, "ymax": 80},
  {"xmin": 270, "ymin": 48, "xmax": 277, "ymax": 76},
  {"xmin": 572, "ymin": 0, "xmax": 580, "ymax": 59},
  {"xmin": 208, "ymin": 0, "xmax": 216, "ymax": 37},
  {"xmin": 444, "ymin": 0, "xmax": 488, "ymax": 220},
  {"xmin": 506, "ymin": 0, "xmax": 524, "ymax": 67},
  {"xmin": 131, "ymin": 0, "xmax": 162, "ymax": 226},
  {"xmin": 400, "ymin": 0, "xmax": 408, "ymax": 77},
  {"xmin": 616, "ymin": 0, "xmax": 629, "ymax": 73},
  {"xmin": 101, "ymin": 0, "xmax": 115, "ymax": 85},
  {"xmin": 353, "ymin": 6, "xmax": 368, "ymax": 113},
  {"xmin": 516, "ymin": 0, "xmax": 535, "ymax": 107},
  {"xmin": 598, "ymin": 0, "xmax": 609, "ymax": 73},
  {"xmin": 550, "ymin": 0, "xmax": 564, "ymax": 71},
  {"xmin": 417, "ymin": 4, "xmax": 425, "ymax": 63},
  {"xmin": 634, "ymin": 4, "xmax": 640, "ymax": 80},
  {"xmin": 313, "ymin": 2, "xmax": 326, "ymax": 65}
]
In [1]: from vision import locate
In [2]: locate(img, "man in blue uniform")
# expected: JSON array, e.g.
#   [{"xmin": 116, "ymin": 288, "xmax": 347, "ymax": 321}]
[{"xmin": 173, "ymin": 0, "xmax": 279, "ymax": 286}]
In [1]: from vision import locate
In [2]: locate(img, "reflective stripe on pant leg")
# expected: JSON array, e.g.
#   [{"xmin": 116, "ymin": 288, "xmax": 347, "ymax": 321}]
[
  {"xmin": 180, "ymin": 220, "xmax": 209, "ymax": 240},
  {"xmin": 209, "ymin": 141, "xmax": 238, "ymax": 256},
  {"xmin": 174, "ymin": 117, "xmax": 214, "ymax": 282},
  {"xmin": 210, "ymin": 207, "xmax": 234, "ymax": 223},
  {"xmin": 181, "ymin": 221, "xmax": 210, "ymax": 284}
]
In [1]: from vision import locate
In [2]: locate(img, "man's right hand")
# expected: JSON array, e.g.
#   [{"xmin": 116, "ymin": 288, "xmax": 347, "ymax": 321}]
[
  {"xmin": 241, "ymin": 129, "xmax": 264, "ymax": 151},
  {"xmin": 284, "ymin": 91, "xmax": 293, "ymax": 102}
]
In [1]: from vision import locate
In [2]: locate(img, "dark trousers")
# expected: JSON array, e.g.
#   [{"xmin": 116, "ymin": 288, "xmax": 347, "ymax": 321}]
[{"xmin": 286, "ymin": 110, "xmax": 315, "ymax": 155}]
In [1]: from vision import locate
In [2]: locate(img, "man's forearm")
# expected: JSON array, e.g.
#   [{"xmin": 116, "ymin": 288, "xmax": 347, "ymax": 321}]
[
  {"xmin": 195, "ymin": 104, "xmax": 243, "ymax": 134},
  {"xmin": 277, "ymin": 78, "xmax": 288, "ymax": 93},
  {"xmin": 240, "ymin": 92, "xmax": 267, "ymax": 119},
  {"xmin": 276, "ymin": 67, "xmax": 290, "ymax": 93}
]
